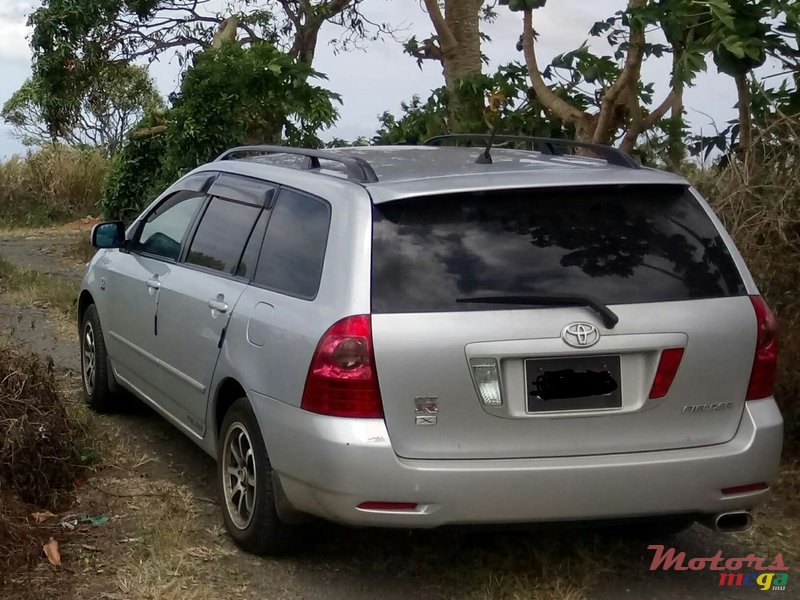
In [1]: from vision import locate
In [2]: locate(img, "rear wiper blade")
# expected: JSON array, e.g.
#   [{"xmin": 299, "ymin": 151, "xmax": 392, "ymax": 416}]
[{"xmin": 456, "ymin": 294, "xmax": 619, "ymax": 329}]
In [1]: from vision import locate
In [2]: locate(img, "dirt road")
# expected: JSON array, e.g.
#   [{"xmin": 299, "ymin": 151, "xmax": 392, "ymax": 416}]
[{"xmin": 0, "ymin": 229, "xmax": 796, "ymax": 600}]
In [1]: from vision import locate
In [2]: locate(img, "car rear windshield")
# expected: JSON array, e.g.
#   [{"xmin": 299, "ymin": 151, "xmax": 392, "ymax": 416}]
[{"xmin": 371, "ymin": 185, "xmax": 746, "ymax": 313}]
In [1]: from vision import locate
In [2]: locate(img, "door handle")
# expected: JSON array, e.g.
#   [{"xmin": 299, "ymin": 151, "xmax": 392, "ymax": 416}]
[
  {"xmin": 146, "ymin": 278, "xmax": 161, "ymax": 290},
  {"xmin": 208, "ymin": 298, "xmax": 229, "ymax": 313}
]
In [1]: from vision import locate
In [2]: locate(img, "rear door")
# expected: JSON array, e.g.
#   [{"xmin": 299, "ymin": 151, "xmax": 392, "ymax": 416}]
[
  {"xmin": 153, "ymin": 175, "xmax": 274, "ymax": 435},
  {"xmin": 370, "ymin": 184, "xmax": 756, "ymax": 459}
]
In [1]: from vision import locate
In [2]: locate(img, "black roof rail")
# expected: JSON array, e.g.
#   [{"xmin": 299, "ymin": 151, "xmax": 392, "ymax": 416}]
[
  {"xmin": 424, "ymin": 135, "xmax": 640, "ymax": 170},
  {"xmin": 214, "ymin": 145, "xmax": 379, "ymax": 184}
]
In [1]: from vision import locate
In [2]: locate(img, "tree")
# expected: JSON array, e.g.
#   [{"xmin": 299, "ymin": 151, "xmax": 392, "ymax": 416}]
[
  {"xmin": 102, "ymin": 41, "xmax": 340, "ymax": 219},
  {"xmin": 373, "ymin": 63, "xmax": 574, "ymax": 144},
  {"xmin": 405, "ymin": 1, "xmax": 487, "ymax": 91},
  {"xmin": 702, "ymin": 0, "xmax": 796, "ymax": 159},
  {"xmin": 25, "ymin": 0, "xmax": 387, "ymax": 139},
  {"xmin": 2, "ymin": 64, "xmax": 162, "ymax": 154},
  {"xmin": 510, "ymin": 0, "xmax": 684, "ymax": 149},
  {"xmin": 405, "ymin": 0, "xmax": 494, "ymax": 124},
  {"xmin": 506, "ymin": 0, "xmax": 798, "ymax": 162}
]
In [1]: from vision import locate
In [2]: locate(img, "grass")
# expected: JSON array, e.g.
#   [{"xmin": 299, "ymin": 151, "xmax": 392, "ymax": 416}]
[
  {"xmin": 0, "ymin": 255, "xmax": 79, "ymax": 321},
  {"xmin": 0, "ymin": 145, "xmax": 108, "ymax": 228}
]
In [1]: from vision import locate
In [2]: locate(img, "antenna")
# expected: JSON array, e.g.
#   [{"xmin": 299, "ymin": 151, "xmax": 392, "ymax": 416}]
[{"xmin": 476, "ymin": 124, "xmax": 499, "ymax": 165}]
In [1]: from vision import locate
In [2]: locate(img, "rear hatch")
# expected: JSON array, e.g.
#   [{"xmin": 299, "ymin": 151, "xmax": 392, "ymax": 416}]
[{"xmin": 370, "ymin": 184, "xmax": 755, "ymax": 459}]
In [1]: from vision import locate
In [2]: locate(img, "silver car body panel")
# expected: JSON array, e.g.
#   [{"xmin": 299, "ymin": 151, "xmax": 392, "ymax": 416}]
[
  {"xmin": 252, "ymin": 393, "xmax": 782, "ymax": 527},
  {"xmin": 80, "ymin": 145, "xmax": 783, "ymax": 527}
]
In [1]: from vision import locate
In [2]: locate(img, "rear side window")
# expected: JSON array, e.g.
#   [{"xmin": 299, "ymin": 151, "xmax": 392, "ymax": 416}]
[
  {"xmin": 187, "ymin": 198, "xmax": 261, "ymax": 274},
  {"xmin": 371, "ymin": 185, "xmax": 746, "ymax": 314},
  {"xmin": 254, "ymin": 189, "xmax": 331, "ymax": 299}
]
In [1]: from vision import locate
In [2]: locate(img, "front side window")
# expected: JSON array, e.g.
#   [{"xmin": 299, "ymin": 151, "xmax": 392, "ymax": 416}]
[
  {"xmin": 187, "ymin": 198, "xmax": 262, "ymax": 274},
  {"xmin": 135, "ymin": 191, "xmax": 205, "ymax": 260},
  {"xmin": 254, "ymin": 189, "xmax": 331, "ymax": 299}
]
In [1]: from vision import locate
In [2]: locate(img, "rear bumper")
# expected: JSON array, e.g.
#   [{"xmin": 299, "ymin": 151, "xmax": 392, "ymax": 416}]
[{"xmin": 251, "ymin": 393, "xmax": 783, "ymax": 528}]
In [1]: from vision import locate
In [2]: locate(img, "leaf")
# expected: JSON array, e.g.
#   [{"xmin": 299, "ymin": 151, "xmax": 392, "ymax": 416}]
[
  {"xmin": 31, "ymin": 510, "xmax": 56, "ymax": 524},
  {"xmin": 78, "ymin": 514, "xmax": 109, "ymax": 527},
  {"xmin": 43, "ymin": 538, "xmax": 61, "ymax": 566}
]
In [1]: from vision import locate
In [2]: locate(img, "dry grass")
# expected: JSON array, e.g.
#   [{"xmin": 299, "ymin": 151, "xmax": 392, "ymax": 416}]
[
  {"xmin": 0, "ymin": 255, "xmax": 79, "ymax": 321},
  {"xmin": 0, "ymin": 347, "xmax": 89, "ymax": 507},
  {"xmin": 0, "ymin": 145, "xmax": 108, "ymax": 228},
  {"xmin": 695, "ymin": 115, "xmax": 800, "ymax": 444},
  {"xmin": 0, "ymin": 347, "xmax": 99, "ymax": 594}
]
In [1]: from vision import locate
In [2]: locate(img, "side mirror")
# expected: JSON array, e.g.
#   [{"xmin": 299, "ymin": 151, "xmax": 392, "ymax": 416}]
[{"xmin": 91, "ymin": 221, "xmax": 126, "ymax": 249}]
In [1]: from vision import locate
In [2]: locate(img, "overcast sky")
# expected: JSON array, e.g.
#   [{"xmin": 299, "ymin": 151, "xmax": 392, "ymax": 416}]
[{"xmin": 0, "ymin": 0, "xmax": 786, "ymax": 159}]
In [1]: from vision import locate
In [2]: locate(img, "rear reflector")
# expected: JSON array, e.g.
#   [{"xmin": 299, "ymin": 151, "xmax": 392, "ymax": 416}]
[
  {"xmin": 721, "ymin": 482, "xmax": 769, "ymax": 495},
  {"xmin": 301, "ymin": 315, "xmax": 383, "ymax": 418},
  {"xmin": 357, "ymin": 502, "xmax": 417, "ymax": 511},
  {"xmin": 746, "ymin": 296, "xmax": 778, "ymax": 400},
  {"xmin": 469, "ymin": 358, "xmax": 503, "ymax": 406},
  {"xmin": 649, "ymin": 348, "xmax": 685, "ymax": 399}
]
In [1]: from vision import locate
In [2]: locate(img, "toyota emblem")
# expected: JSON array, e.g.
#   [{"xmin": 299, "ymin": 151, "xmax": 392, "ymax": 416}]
[{"xmin": 561, "ymin": 322, "xmax": 600, "ymax": 348}]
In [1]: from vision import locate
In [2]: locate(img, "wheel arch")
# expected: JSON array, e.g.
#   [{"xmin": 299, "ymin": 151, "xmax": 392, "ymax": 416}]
[
  {"xmin": 78, "ymin": 289, "xmax": 95, "ymax": 327},
  {"xmin": 214, "ymin": 377, "xmax": 248, "ymax": 437}
]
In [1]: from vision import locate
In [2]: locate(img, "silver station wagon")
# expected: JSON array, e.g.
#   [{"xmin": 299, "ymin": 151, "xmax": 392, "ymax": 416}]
[{"xmin": 80, "ymin": 137, "xmax": 784, "ymax": 554}]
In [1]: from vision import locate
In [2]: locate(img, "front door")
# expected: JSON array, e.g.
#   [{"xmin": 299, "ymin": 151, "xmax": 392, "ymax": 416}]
[
  {"xmin": 152, "ymin": 180, "xmax": 272, "ymax": 436},
  {"xmin": 102, "ymin": 190, "xmax": 206, "ymax": 413}
]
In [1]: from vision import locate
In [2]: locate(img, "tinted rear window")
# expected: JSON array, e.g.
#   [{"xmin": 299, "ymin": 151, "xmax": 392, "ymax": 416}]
[
  {"xmin": 371, "ymin": 185, "xmax": 745, "ymax": 313},
  {"xmin": 187, "ymin": 198, "xmax": 261, "ymax": 274},
  {"xmin": 254, "ymin": 189, "xmax": 331, "ymax": 299}
]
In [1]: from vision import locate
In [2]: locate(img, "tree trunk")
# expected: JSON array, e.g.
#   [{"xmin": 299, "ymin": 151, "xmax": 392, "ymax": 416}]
[
  {"xmin": 735, "ymin": 72, "xmax": 753, "ymax": 161},
  {"xmin": 291, "ymin": 17, "xmax": 322, "ymax": 65},
  {"xmin": 440, "ymin": 0, "xmax": 483, "ymax": 91},
  {"xmin": 416, "ymin": 0, "xmax": 485, "ymax": 127},
  {"xmin": 666, "ymin": 86, "xmax": 684, "ymax": 171}
]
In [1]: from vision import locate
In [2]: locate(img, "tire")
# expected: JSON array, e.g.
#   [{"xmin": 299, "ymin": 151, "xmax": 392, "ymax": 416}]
[
  {"xmin": 218, "ymin": 398, "xmax": 306, "ymax": 555},
  {"xmin": 80, "ymin": 304, "xmax": 117, "ymax": 412}
]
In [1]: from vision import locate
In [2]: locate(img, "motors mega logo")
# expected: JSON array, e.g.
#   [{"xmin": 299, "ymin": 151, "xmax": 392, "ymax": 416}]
[{"xmin": 648, "ymin": 545, "xmax": 790, "ymax": 591}]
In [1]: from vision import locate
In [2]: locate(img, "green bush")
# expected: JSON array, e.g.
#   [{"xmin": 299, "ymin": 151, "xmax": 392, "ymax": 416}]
[
  {"xmin": 102, "ymin": 42, "xmax": 340, "ymax": 219},
  {"xmin": 0, "ymin": 144, "xmax": 108, "ymax": 227}
]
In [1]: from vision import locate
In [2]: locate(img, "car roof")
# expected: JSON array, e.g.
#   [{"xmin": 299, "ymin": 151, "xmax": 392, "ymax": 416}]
[{"xmin": 209, "ymin": 145, "xmax": 689, "ymax": 204}]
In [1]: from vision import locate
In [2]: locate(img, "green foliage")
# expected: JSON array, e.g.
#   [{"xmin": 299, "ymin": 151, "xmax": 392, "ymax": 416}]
[
  {"xmin": 374, "ymin": 64, "xmax": 574, "ymax": 145},
  {"xmin": 102, "ymin": 112, "xmax": 168, "ymax": 221},
  {"xmin": 705, "ymin": 0, "xmax": 772, "ymax": 76},
  {"xmin": 102, "ymin": 42, "xmax": 340, "ymax": 219},
  {"xmin": 500, "ymin": 0, "xmax": 548, "ymax": 11},
  {"xmin": 2, "ymin": 64, "xmax": 162, "ymax": 153},
  {"xmin": 27, "ymin": 0, "xmax": 148, "ymax": 136}
]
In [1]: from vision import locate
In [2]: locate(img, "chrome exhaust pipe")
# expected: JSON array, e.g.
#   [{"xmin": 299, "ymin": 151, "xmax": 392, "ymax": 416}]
[{"xmin": 705, "ymin": 510, "xmax": 754, "ymax": 534}]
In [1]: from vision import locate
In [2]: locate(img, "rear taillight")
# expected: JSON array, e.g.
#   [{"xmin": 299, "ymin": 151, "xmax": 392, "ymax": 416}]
[
  {"xmin": 301, "ymin": 315, "xmax": 383, "ymax": 418},
  {"xmin": 746, "ymin": 296, "xmax": 778, "ymax": 400},
  {"xmin": 649, "ymin": 348, "xmax": 685, "ymax": 399}
]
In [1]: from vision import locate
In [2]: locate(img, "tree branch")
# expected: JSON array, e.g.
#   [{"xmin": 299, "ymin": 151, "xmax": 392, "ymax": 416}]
[
  {"xmin": 593, "ymin": 0, "xmax": 646, "ymax": 144},
  {"xmin": 522, "ymin": 9, "xmax": 584, "ymax": 125},
  {"xmin": 423, "ymin": 0, "xmax": 458, "ymax": 51}
]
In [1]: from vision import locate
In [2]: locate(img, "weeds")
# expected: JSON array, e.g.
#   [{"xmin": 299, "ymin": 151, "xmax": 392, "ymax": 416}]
[
  {"xmin": 0, "ymin": 347, "xmax": 88, "ymax": 507},
  {"xmin": 0, "ymin": 346, "xmax": 98, "ymax": 593},
  {"xmin": 0, "ymin": 145, "xmax": 108, "ymax": 227},
  {"xmin": 0, "ymin": 256, "xmax": 79, "ymax": 320},
  {"xmin": 695, "ymin": 115, "xmax": 800, "ymax": 442}
]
